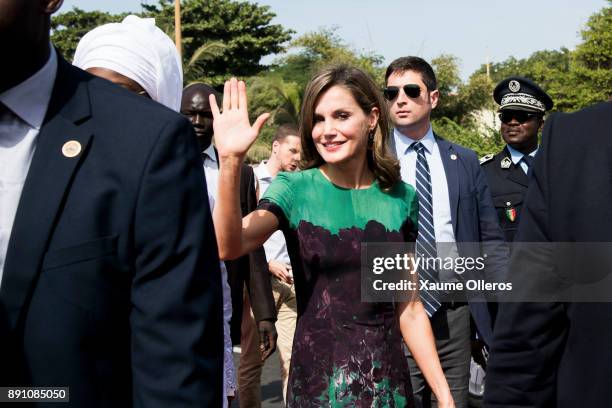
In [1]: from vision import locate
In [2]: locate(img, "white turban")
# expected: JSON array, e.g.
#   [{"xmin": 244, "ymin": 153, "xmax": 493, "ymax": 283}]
[{"xmin": 73, "ymin": 15, "xmax": 183, "ymax": 111}]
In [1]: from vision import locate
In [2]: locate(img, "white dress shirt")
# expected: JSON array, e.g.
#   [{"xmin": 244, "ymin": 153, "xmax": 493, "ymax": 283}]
[
  {"xmin": 0, "ymin": 47, "xmax": 57, "ymax": 287},
  {"xmin": 253, "ymin": 161, "xmax": 291, "ymax": 265},
  {"xmin": 394, "ymin": 126, "xmax": 456, "ymax": 244},
  {"xmin": 201, "ymin": 143, "xmax": 236, "ymax": 401},
  {"xmin": 506, "ymin": 144, "xmax": 537, "ymax": 175},
  {"xmin": 394, "ymin": 126, "xmax": 461, "ymax": 282}
]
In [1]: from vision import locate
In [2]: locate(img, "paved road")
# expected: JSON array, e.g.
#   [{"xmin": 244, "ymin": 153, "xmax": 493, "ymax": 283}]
[{"xmin": 231, "ymin": 350, "xmax": 284, "ymax": 408}]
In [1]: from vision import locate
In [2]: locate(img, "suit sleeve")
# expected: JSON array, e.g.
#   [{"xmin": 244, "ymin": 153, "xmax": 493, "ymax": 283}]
[
  {"xmin": 243, "ymin": 166, "xmax": 277, "ymax": 323},
  {"xmin": 484, "ymin": 113, "xmax": 568, "ymax": 407},
  {"xmin": 131, "ymin": 116, "xmax": 223, "ymax": 407}
]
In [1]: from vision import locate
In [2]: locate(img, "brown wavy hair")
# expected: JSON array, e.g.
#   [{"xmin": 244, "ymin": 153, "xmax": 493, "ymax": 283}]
[{"xmin": 299, "ymin": 64, "xmax": 401, "ymax": 192}]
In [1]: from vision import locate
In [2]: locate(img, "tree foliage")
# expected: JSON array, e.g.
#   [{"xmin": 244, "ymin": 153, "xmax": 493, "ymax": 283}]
[
  {"xmin": 142, "ymin": 0, "xmax": 293, "ymax": 83},
  {"xmin": 51, "ymin": 0, "xmax": 293, "ymax": 84},
  {"xmin": 51, "ymin": 8, "xmax": 127, "ymax": 61},
  {"xmin": 272, "ymin": 27, "xmax": 385, "ymax": 88},
  {"xmin": 431, "ymin": 55, "xmax": 495, "ymax": 125},
  {"xmin": 433, "ymin": 117, "xmax": 505, "ymax": 157},
  {"xmin": 470, "ymin": 2, "xmax": 611, "ymax": 112}
]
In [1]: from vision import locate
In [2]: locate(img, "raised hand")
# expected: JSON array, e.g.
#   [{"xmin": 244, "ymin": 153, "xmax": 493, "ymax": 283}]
[{"xmin": 209, "ymin": 77, "xmax": 270, "ymax": 160}]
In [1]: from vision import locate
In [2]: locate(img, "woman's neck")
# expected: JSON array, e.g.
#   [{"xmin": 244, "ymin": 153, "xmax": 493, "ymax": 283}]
[{"xmin": 319, "ymin": 157, "xmax": 374, "ymax": 189}]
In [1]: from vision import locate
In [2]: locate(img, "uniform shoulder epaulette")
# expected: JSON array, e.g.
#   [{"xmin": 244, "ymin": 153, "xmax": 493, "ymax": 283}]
[{"xmin": 479, "ymin": 153, "xmax": 494, "ymax": 165}]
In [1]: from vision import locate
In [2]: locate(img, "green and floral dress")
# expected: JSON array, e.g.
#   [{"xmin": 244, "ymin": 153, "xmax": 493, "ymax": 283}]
[{"xmin": 257, "ymin": 168, "xmax": 418, "ymax": 407}]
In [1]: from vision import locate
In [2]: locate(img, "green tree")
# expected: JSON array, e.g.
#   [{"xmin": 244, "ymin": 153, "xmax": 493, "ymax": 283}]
[
  {"xmin": 245, "ymin": 74, "xmax": 302, "ymax": 158},
  {"xmin": 143, "ymin": 0, "xmax": 293, "ymax": 84},
  {"xmin": 51, "ymin": 8, "xmax": 127, "ymax": 61},
  {"xmin": 574, "ymin": 1, "xmax": 612, "ymax": 71},
  {"xmin": 431, "ymin": 54, "xmax": 494, "ymax": 124},
  {"xmin": 433, "ymin": 117, "xmax": 505, "ymax": 157},
  {"xmin": 51, "ymin": 1, "xmax": 293, "ymax": 85},
  {"xmin": 183, "ymin": 41, "xmax": 227, "ymax": 82},
  {"xmin": 558, "ymin": 2, "xmax": 612, "ymax": 109},
  {"xmin": 469, "ymin": 2, "xmax": 610, "ymax": 112},
  {"xmin": 273, "ymin": 27, "xmax": 385, "ymax": 87}
]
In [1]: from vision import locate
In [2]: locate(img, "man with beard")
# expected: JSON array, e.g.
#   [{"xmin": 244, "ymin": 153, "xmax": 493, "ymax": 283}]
[
  {"xmin": 0, "ymin": 0, "xmax": 223, "ymax": 406},
  {"xmin": 480, "ymin": 77, "xmax": 553, "ymax": 242},
  {"xmin": 181, "ymin": 83, "xmax": 277, "ymax": 408}
]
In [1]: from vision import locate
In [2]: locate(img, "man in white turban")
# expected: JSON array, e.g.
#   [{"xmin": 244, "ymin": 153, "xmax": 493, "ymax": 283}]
[{"xmin": 73, "ymin": 15, "xmax": 183, "ymax": 111}]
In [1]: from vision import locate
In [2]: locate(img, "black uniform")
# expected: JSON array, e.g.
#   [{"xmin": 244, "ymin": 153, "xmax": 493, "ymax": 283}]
[{"xmin": 480, "ymin": 147, "xmax": 528, "ymax": 242}]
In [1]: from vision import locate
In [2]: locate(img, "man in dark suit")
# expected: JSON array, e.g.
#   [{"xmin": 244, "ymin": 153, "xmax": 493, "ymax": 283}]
[
  {"xmin": 385, "ymin": 56, "xmax": 508, "ymax": 407},
  {"xmin": 181, "ymin": 83, "xmax": 277, "ymax": 408},
  {"xmin": 0, "ymin": 1, "xmax": 223, "ymax": 406},
  {"xmin": 484, "ymin": 101, "xmax": 612, "ymax": 407},
  {"xmin": 480, "ymin": 77, "xmax": 553, "ymax": 242}
]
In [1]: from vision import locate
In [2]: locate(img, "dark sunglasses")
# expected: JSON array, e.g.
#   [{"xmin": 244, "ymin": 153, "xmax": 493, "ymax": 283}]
[
  {"xmin": 383, "ymin": 84, "xmax": 421, "ymax": 100},
  {"xmin": 499, "ymin": 110, "xmax": 542, "ymax": 124}
]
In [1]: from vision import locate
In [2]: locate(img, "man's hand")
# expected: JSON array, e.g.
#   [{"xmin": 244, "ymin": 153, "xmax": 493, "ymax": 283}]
[
  {"xmin": 258, "ymin": 320, "xmax": 277, "ymax": 361},
  {"xmin": 471, "ymin": 338, "xmax": 489, "ymax": 369},
  {"xmin": 268, "ymin": 260, "xmax": 293, "ymax": 284}
]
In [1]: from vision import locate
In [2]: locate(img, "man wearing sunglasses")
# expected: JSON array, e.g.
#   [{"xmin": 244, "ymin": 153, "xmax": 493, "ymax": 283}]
[
  {"xmin": 386, "ymin": 56, "xmax": 508, "ymax": 408},
  {"xmin": 480, "ymin": 77, "xmax": 553, "ymax": 242}
]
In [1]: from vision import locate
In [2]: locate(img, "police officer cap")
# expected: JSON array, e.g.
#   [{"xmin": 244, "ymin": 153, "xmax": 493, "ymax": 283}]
[{"xmin": 494, "ymin": 76, "xmax": 553, "ymax": 113}]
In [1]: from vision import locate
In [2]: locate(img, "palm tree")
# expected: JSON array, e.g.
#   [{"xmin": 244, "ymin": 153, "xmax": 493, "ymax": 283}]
[{"xmin": 183, "ymin": 40, "xmax": 227, "ymax": 82}]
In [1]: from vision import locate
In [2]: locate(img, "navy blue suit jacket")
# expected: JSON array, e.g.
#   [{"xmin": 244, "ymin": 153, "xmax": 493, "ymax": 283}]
[
  {"xmin": 390, "ymin": 132, "xmax": 508, "ymax": 344},
  {"xmin": 0, "ymin": 55, "xmax": 223, "ymax": 406}
]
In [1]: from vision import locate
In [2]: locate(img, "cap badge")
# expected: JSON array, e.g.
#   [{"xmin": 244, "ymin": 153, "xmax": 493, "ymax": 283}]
[{"xmin": 509, "ymin": 80, "xmax": 521, "ymax": 93}]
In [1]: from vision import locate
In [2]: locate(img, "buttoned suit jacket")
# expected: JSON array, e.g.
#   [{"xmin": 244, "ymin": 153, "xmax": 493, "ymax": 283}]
[
  {"xmin": 389, "ymin": 132, "xmax": 509, "ymax": 345},
  {"xmin": 485, "ymin": 102, "xmax": 612, "ymax": 408},
  {"xmin": 0, "ymin": 54, "xmax": 223, "ymax": 407}
]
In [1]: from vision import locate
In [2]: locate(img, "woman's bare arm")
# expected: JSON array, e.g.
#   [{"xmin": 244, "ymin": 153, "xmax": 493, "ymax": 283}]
[
  {"xmin": 398, "ymin": 301, "xmax": 455, "ymax": 408},
  {"xmin": 209, "ymin": 78, "xmax": 271, "ymax": 260}
]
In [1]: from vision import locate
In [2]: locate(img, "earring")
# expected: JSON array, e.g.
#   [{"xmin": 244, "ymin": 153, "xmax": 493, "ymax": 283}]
[{"xmin": 367, "ymin": 129, "xmax": 375, "ymax": 145}]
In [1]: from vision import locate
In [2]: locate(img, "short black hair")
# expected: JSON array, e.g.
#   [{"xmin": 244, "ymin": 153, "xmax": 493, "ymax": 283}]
[
  {"xmin": 273, "ymin": 124, "xmax": 299, "ymax": 143},
  {"xmin": 385, "ymin": 56, "xmax": 437, "ymax": 91},
  {"xmin": 182, "ymin": 82, "xmax": 221, "ymax": 104}
]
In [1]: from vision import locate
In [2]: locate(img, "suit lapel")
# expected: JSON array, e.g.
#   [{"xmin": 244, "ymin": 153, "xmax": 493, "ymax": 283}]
[
  {"xmin": 0, "ymin": 56, "xmax": 93, "ymax": 330},
  {"xmin": 435, "ymin": 135, "xmax": 459, "ymax": 234}
]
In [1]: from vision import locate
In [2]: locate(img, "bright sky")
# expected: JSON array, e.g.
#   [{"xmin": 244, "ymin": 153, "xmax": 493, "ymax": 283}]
[{"xmin": 60, "ymin": 0, "xmax": 608, "ymax": 80}]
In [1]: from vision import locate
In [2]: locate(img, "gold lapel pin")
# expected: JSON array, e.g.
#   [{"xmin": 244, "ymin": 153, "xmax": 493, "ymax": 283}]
[
  {"xmin": 62, "ymin": 140, "xmax": 82, "ymax": 158},
  {"xmin": 450, "ymin": 154, "xmax": 457, "ymax": 160}
]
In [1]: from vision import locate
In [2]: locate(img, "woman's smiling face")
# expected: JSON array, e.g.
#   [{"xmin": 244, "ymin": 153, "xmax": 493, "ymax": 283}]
[{"xmin": 311, "ymin": 85, "xmax": 378, "ymax": 166}]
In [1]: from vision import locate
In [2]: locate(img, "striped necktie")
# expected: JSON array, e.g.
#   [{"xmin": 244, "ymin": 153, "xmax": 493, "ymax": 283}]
[{"xmin": 412, "ymin": 142, "xmax": 442, "ymax": 317}]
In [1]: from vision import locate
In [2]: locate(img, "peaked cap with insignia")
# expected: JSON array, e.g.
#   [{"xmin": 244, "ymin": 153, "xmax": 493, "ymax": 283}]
[{"xmin": 494, "ymin": 76, "xmax": 553, "ymax": 113}]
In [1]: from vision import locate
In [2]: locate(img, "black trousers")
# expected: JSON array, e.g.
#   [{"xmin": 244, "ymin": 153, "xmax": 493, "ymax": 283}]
[{"xmin": 406, "ymin": 304, "xmax": 471, "ymax": 408}]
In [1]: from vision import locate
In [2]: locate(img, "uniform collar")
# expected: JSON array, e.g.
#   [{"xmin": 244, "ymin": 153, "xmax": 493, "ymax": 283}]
[
  {"xmin": 0, "ymin": 44, "xmax": 57, "ymax": 130},
  {"xmin": 506, "ymin": 144, "xmax": 537, "ymax": 165}
]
